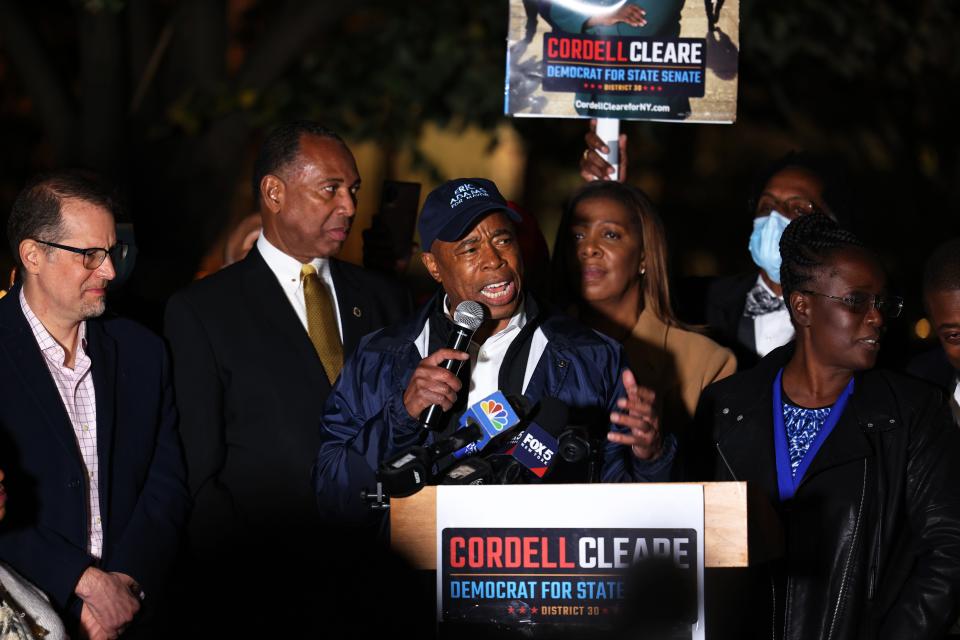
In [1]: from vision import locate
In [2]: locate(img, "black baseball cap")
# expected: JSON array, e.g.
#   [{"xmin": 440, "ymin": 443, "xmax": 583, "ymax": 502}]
[{"xmin": 418, "ymin": 178, "xmax": 521, "ymax": 252}]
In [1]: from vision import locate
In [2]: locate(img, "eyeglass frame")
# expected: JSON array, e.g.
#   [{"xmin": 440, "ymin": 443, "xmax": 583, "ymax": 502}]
[
  {"xmin": 35, "ymin": 239, "xmax": 129, "ymax": 270},
  {"xmin": 799, "ymin": 289, "xmax": 904, "ymax": 318},
  {"xmin": 754, "ymin": 195, "xmax": 824, "ymax": 220}
]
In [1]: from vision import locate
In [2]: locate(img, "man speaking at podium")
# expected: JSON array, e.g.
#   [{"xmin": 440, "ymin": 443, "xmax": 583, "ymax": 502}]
[{"xmin": 314, "ymin": 177, "xmax": 675, "ymax": 523}]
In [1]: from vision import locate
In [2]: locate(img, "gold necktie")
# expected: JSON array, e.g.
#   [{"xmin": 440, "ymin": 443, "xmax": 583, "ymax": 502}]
[{"xmin": 300, "ymin": 263, "xmax": 343, "ymax": 384}]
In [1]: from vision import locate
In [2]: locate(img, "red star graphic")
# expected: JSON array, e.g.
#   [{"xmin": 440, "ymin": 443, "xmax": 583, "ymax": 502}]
[
  {"xmin": 602, "ymin": 607, "xmax": 609, "ymax": 614},
  {"xmin": 519, "ymin": 606, "xmax": 527, "ymax": 614},
  {"xmin": 507, "ymin": 606, "xmax": 515, "ymax": 614},
  {"xmin": 531, "ymin": 606, "xmax": 539, "ymax": 614}
]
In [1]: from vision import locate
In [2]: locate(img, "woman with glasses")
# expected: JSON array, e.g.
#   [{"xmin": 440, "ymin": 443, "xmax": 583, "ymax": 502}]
[{"xmin": 694, "ymin": 213, "xmax": 960, "ymax": 639}]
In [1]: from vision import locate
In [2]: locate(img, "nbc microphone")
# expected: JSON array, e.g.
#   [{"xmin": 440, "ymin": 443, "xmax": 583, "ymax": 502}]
[
  {"xmin": 450, "ymin": 391, "xmax": 528, "ymax": 459},
  {"xmin": 420, "ymin": 300, "xmax": 485, "ymax": 431}
]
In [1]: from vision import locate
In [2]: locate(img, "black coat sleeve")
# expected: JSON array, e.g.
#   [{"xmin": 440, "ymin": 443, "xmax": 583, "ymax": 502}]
[
  {"xmin": 880, "ymin": 388, "xmax": 960, "ymax": 639},
  {"xmin": 163, "ymin": 292, "xmax": 238, "ymax": 551}
]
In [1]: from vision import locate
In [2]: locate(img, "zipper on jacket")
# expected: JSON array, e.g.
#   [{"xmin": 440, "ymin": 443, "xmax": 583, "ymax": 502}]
[
  {"xmin": 826, "ymin": 459, "xmax": 868, "ymax": 640},
  {"xmin": 770, "ymin": 576, "xmax": 777, "ymax": 640},
  {"xmin": 865, "ymin": 425, "xmax": 885, "ymax": 601},
  {"xmin": 715, "ymin": 441, "xmax": 739, "ymax": 481}
]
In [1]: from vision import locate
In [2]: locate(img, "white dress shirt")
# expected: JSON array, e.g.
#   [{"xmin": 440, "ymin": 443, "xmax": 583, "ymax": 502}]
[
  {"xmin": 752, "ymin": 275, "xmax": 795, "ymax": 357},
  {"xmin": 414, "ymin": 297, "xmax": 547, "ymax": 406},
  {"xmin": 951, "ymin": 377, "xmax": 960, "ymax": 426},
  {"xmin": 257, "ymin": 234, "xmax": 343, "ymax": 341}
]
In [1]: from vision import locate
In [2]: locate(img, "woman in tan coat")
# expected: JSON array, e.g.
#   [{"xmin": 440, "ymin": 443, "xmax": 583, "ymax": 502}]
[{"xmin": 553, "ymin": 181, "xmax": 736, "ymax": 436}]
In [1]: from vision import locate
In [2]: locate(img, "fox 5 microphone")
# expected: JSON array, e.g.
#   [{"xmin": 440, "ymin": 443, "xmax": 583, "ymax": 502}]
[
  {"xmin": 420, "ymin": 300, "xmax": 486, "ymax": 431},
  {"xmin": 450, "ymin": 391, "xmax": 528, "ymax": 459},
  {"xmin": 496, "ymin": 397, "xmax": 568, "ymax": 484}
]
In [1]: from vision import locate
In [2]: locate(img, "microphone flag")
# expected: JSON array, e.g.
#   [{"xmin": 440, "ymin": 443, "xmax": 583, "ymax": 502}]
[{"xmin": 452, "ymin": 391, "xmax": 522, "ymax": 459}]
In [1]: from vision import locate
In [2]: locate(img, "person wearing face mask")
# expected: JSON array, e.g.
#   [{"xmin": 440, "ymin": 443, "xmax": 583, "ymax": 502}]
[
  {"xmin": 694, "ymin": 214, "xmax": 960, "ymax": 639},
  {"xmin": 579, "ymin": 133, "xmax": 847, "ymax": 369},
  {"xmin": 702, "ymin": 154, "xmax": 846, "ymax": 369}
]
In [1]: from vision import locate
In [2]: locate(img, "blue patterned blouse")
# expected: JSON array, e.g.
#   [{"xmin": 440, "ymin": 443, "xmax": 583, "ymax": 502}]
[{"xmin": 782, "ymin": 402, "xmax": 832, "ymax": 477}]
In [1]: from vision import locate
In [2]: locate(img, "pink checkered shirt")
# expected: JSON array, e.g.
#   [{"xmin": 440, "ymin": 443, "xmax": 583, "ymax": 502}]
[{"xmin": 19, "ymin": 290, "xmax": 103, "ymax": 559}]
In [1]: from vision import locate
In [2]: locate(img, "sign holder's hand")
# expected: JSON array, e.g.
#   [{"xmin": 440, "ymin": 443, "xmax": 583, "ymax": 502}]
[{"xmin": 580, "ymin": 119, "xmax": 629, "ymax": 182}]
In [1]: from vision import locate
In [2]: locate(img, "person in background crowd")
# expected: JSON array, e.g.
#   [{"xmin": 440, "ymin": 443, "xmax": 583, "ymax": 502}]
[
  {"xmin": 0, "ymin": 170, "xmax": 189, "ymax": 639},
  {"xmin": 579, "ymin": 123, "xmax": 850, "ymax": 368},
  {"xmin": 0, "ymin": 468, "xmax": 67, "ymax": 639},
  {"xmin": 163, "ymin": 121, "xmax": 410, "ymax": 636},
  {"xmin": 315, "ymin": 178, "xmax": 674, "ymax": 525},
  {"xmin": 907, "ymin": 237, "xmax": 960, "ymax": 424},
  {"xmin": 694, "ymin": 213, "xmax": 960, "ymax": 639},
  {"xmin": 221, "ymin": 213, "xmax": 261, "ymax": 268},
  {"xmin": 552, "ymin": 181, "xmax": 735, "ymax": 438}
]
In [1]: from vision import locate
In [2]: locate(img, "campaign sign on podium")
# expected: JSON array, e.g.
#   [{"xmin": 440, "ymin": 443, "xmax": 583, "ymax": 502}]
[{"xmin": 436, "ymin": 484, "xmax": 706, "ymax": 637}]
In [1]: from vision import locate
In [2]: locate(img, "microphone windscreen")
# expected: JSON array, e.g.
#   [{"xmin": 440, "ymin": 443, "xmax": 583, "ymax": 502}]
[{"xmin": 453, "ymin": 300, "xmax": 485, "ymax": 331}]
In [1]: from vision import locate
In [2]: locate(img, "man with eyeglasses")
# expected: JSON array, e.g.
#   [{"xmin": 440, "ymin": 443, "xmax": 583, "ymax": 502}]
[{"xmin": 0, "ymin": 170, "xmax": 189, "ymax": 639}]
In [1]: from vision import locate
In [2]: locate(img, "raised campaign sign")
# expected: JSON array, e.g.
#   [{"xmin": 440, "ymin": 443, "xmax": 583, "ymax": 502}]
[{"xmin": 506, "ymin": 0, "xmax": 739, "ymax": 123}]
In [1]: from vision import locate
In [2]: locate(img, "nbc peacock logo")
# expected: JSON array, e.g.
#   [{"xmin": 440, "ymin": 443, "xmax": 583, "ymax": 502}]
[{"xmin": 480, "ymin": 400, "xmax": 509, "ymax": 431}]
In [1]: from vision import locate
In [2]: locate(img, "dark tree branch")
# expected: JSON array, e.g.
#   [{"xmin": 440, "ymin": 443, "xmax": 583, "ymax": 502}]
[
  {"xmin": 78, "ymin": 6, "xmax": 126, "ymax": 174},
  {"xmin": 0, "ymin": 0, "xmax": 79, "ymax": 163},
  {"xmin": 236, "ymin": 0, "xmax": 368, "ymax": 90},
  {"xmin": 169, "ymin": 0, "xmax": 227, "ymax": 93}
]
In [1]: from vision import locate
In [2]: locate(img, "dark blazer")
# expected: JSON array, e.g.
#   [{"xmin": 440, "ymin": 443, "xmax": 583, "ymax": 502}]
[
  {"xmin": 695, "ymin": 345, "xmax": 960, "ymax": 639},
  {"xmin": 163, "ymin": 247, "xmax": 411, "ymax": 556},
  {"xmin": 705, "ymin": 271, "xmax": 762, "ymax": 369},
  {"xmin": 0, "ymin": 286, "xmax": 189, "ymax": 624}
]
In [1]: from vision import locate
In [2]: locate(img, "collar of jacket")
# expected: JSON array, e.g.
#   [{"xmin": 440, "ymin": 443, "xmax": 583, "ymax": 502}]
[
  {"xmin": 365, "ymin": 289, "xmax": 588, "ymax": 356},
  {"xmin": 710, "ymin": 342, "xmax": 903, "ymax": 495}
]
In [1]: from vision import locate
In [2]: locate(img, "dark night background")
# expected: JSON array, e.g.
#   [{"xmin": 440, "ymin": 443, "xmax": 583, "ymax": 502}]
[{"xmin": 1, "ymin": 0, "xmax": 958, "ymax": 365}]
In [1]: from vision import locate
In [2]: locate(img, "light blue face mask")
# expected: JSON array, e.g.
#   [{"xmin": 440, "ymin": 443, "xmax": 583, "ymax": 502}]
[{"xmin": 748, "ymin": 211, "xmax": 790, "ymax": 284}]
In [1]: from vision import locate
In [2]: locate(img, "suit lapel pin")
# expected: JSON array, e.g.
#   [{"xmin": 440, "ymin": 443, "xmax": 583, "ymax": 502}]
[{"xmin": 352, "ymin": 306, "xmax": 362, "ymax": 318}]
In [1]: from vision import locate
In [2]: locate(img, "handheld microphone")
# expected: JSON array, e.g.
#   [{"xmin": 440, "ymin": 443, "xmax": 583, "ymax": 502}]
[
  {"xmin": 496, "ymin": 397, "xmax": 568, "ymax": 484},
  {"xmin": 377, "ymin": 447, "xmax": 431, "ymax": 498},
  {"xmin": 420, "ymin": 300, "xmax": 486, "ymax": 431},
  {"xmin": 451, "ymin": 391, "xmax": 527, "ymax": 459}
]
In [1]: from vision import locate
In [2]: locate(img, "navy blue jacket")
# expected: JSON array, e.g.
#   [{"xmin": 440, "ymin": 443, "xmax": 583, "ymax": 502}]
[
  {"xmin": 0, "ymin": 286, "xmax": 189, "ymax": 624},
  {"xmin": 314, "ymin": 298, "xmax": 675, "ymax": 520}
]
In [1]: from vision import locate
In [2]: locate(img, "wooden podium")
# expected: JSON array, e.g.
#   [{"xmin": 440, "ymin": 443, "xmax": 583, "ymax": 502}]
[{"xmin": 391, "ymin": 482, "xmax": 782, "ymax": 569}]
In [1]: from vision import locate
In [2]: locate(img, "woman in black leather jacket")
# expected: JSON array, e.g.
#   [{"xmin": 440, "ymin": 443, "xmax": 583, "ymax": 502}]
[{"xmin": 694, "ymin": 214, "xmax": 960, "ymax": 639}]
